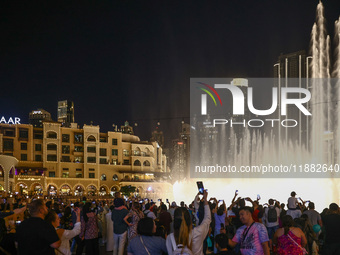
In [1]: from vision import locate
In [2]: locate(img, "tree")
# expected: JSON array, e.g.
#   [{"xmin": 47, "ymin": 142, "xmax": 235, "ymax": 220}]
[{"xmin": 120, "ymin": 185, "xmax": 136, "ymax": 197}]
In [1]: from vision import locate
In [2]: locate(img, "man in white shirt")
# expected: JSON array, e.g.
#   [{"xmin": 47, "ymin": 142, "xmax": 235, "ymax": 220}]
[{"xmin": 286, "ymin": 191, "xmax": 301, "ymax": 219}]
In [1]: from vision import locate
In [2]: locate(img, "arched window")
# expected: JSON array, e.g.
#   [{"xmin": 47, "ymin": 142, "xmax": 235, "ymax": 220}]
[
  {"xmin": 48, "ymin": 185, "xmax": 57, "ymax": 196},
  {"xmin": 134, "ymin": 160, "xmax": 141, "ymax": 166},
  {"xmin": 145, "ymin": 148, "xmax": 151, "ymax": 156},
  {"xmin": 143, "ymin": 160, "xmax": 150, "ymax": 166},
  {"xmin": 87, "ymin": 185, "xmax": 97, "ymax": 196},
  {"xmin": 87, "ymin": 135, "xmax": 96, "ymax": 142},
  {"xmin": 74, "ymin": 185, "xmax": 84, "ymax": 196},
  {"xmin": 101, "ymin": 174, "xmax": 107, "ymax": 181},
  {"xmin": 60, "ymin": 185, "xmax": 71, "ymax": 195},
  {"xmin": 112, "ymin": 174, "xmax": 118, "ymax": 181},
  {"xmin": 99, "ymin": 186, "xmax": 107, "ymax": 195},
  {"xmin": 47, "ymin": 131, "xmax": 57, "ymax": 139},
  {"xmin": 134, "ymin": 147, "xmax": 141, "ymax": 156}
]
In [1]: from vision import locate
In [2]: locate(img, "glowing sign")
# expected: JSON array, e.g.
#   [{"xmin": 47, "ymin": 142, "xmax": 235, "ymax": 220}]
[{"xmin": 0, "ymin": 116, "xmax": 21, "ymax": 124}]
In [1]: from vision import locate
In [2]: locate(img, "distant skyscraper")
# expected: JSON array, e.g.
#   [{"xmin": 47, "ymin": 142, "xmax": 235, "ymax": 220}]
[
  {"xmin": 29, "ymin": 109, "xmax": 52, "ymax": 128},
  {"xmin": 274, "ymin": 50, "xmax": 307, "ymax": 79},
  {"xmin": 171, "ymin": 122, "xmax": 190, "ymax": 181},
  {"xmin": 151, "ymin": 127, "xmax": 164, "ymax": 148},
  {"xmin": 273, "ymin": 50, "xmax": 309, "ymax": 147},
  {"xmin": 57, "ymin": 100, "xmax": 74, "ymax": 127}
]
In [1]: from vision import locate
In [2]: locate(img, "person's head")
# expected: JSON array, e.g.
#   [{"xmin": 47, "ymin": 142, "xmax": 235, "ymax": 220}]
[
  {"xmin": 114, "ymin": 198, "xmax": 125, "ymax": 208},
  {"xmin": 281, "ymin": 203, "xmax": 285, "ymax": 209},
  {"xmin": 29, "ymin": 199, "xmax": 48, "ymax": 218},
  {"xmin": 144, "ymin": 203, "xmax": 151, "ymax": 210},
  {"xmin": 329, "ymin": 203, "xmax": 339, "ymax": 213},
  {"xmin": 238, "ymin": 198, "xmax": 246, "ymax": 208},
  {"xmin": 239, "ymin": 206, "xmax": 254, "ymax": 226},
  {"xmin": 173, "ymin": 207, "xmax": 192, "ymax": 250},
  {"xmin": 291, "ymin": 191, "xmax": 296, "ymax": 197},
  {"xmin": 180, "ymin": 201, "xmax": 185, "ymax": 207},
  {"xmin": 161, "ymin": 203, "xmax": 167, "ymax": 212},
  {"xmin": 215, "ymin": 233, "xmax": 228, "ymax": 251},
  {"xmin": 282, "ymin": 215, "xmax": 294, "ymax": 235},
  {"xmin": 137, "ymin": 217, "xmax": 156, "ymax": 236},
  {"xmin": 308, "ymin": 202, "xmax": 315, "ymax": 210},
  {"xmin": 83, "ymin": 202, "xmax": 93, "ymax": 222},
  {"xmin": 268, "ymin": 199, "xmax": 274, "ymax": 205},
  {"xmin": 45, "ymin": 201, "xmax": 52, "ymax": 210},
  {"xmin": 74, "ymin": 201, "xmax": 80, "ymax": 209},
  {"xmin": 171, "ymin": 201, "xmax": 177, "ymax": 208},
  {"xmin": 64, "ymin": 206, "xmax": 72, "ymax": 217},
  {"xmin": 217, "ymin": 205, "xmax": 224, "ymax": 216},
  {"xmin": 132, "ymin": 202, "xmax": 140, "ymax": 210},
  {"xmin": 45, "ymin": 210, "xmax": 60, "ymax": 228}
]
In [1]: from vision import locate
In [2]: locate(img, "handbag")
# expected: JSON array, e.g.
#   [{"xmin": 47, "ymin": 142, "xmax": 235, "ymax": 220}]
[
  {"xmin": 139, "ymin": 236, "xmax": 151, "ymax": 255},
  {"xmin": 287, "ymin": 233, "xmax": 308, "ymax": 255},
  {"xmin": 207, "ymin": 235, "xmax": 212, "ymax": 248}
]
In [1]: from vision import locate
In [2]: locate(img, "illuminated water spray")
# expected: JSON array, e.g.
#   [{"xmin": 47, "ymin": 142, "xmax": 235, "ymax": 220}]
[{"xmin": 173, "ymin": 2, "xmax": 340, "ymax": 211}]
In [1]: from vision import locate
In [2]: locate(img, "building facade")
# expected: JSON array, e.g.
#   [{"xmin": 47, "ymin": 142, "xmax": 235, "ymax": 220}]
[
  {"xmin": 57, "ymin": 100, "xmax": 75, "ymax": 127},
  {"xmin": 170, "ymin": 122, "xmax": 190, "ymax": 181},
  {"xmin": 0, "ymin": 121, "xmax": 172, "ymax": 200}
]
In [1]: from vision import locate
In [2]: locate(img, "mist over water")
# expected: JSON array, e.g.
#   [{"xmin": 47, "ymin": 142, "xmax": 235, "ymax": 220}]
[{"xmin": 174, "ymin": 2, "xmax": 340, "ymax": 212}]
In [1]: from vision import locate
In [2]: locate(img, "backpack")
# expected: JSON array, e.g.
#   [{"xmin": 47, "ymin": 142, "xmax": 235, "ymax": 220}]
[
  {"xmin": 267, "ymin": 207, "xmax": 277, "ymax": 223},
  {"xmin": 143, "ymin": 210, "xmax": 151, "ymax": 218},
  {"xmin": 170, "ymin": 233, "xmax": 193, "ymax": 255}
]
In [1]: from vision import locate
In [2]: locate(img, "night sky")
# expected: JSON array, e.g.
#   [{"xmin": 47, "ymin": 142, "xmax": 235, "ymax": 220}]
[{"xmin": 1, "ymin": 0, "xmax": 340, "ymax": 147}]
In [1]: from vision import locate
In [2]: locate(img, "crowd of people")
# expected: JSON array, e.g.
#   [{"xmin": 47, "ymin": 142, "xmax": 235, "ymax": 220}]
[{"xmin": 0, "ymin": 189, "xmax": 339, "ymax": 255}]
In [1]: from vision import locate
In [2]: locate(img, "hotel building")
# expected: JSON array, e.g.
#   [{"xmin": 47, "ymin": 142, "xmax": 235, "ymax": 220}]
[{"xmin": 0, "ymin": 120, "xmax": 172, "ymax": 200}]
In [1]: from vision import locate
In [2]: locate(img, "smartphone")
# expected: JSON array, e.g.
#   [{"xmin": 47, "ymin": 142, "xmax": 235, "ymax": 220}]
[
  {"xmin": 166, "ymin": 199, "xmax": 169, "ymax": 203},
  {"xmin": 71, "ymin": 203, "xmax": 74, "ymax": 206},
  {"xmin": 158, "ymin": 199, "xmax": 161, "ymax": 202},
  {"xmin": 139, "ymin": 200, "xmax": 143, "ymax": 204},
  {"xmin": 235, "ymin": 190, "xmax": 238, "ymax": 195},
  {"xmin": 145, "ymin": 198, "xmax": 148, "ymax": 202},
  {"xmin": 257, "ymin": 194, "xmax": 261, "ymax": 200},
  {"xmin": 151, "ymin": 199, "xmax": 153, "ymax": 202},
  {"xmin": 197, "ymin": 181, "xmax": 204, "ymax": 194}
]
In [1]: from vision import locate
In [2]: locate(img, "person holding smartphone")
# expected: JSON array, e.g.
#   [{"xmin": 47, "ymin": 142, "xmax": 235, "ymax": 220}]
[
  {"xmin": 166, "ymin": 190, "xmax": 211, "ymax": 255},
  {"xmin": 212, "ymin": 198, "xmax": 227, "ymax": 254}
]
